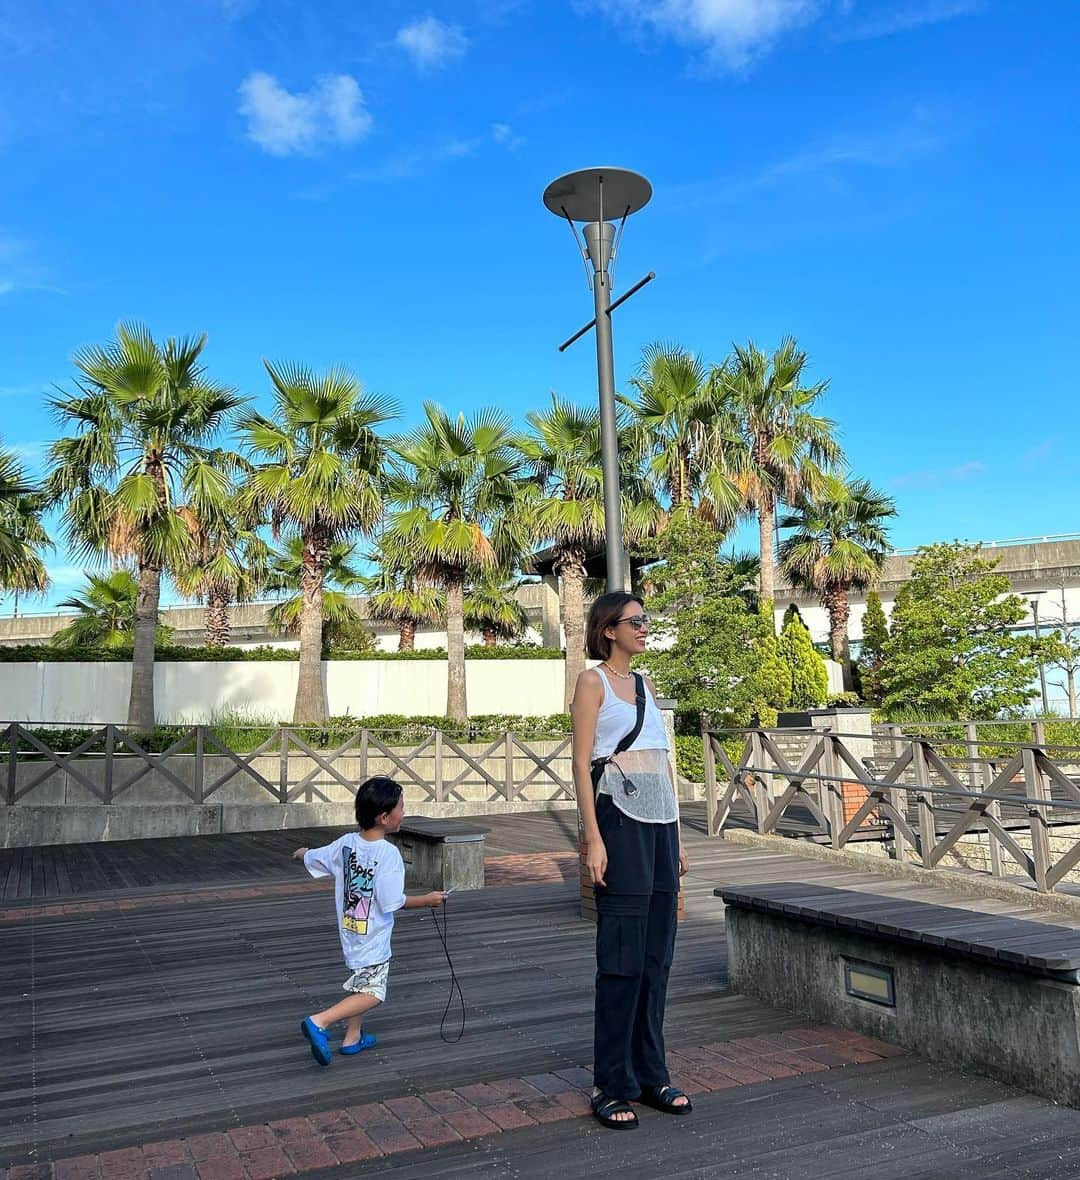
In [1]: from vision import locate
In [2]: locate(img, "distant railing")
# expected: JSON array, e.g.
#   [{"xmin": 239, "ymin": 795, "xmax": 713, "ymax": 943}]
[
  {"xmin": 3, "ymin": 721, "xmax": 574, "ymax": 807},
  {"xmin": 703, "ymin": 724, "xmax": 1080, "ymax": 894},
  {"xmin": 889, "ymin": 532, "xmax": 1080, "ymax": 556}
]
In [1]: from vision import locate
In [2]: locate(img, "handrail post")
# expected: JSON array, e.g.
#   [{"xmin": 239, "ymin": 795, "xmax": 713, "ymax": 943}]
[
  {"xmin": 504, "ymin": 730, "xmax": 515, "ymax": 802},
  {"xmin": 359, "ymin": 728, "xmax": 369, "ymax": 783},
  {"xmin": 279, "ymin": 728, "xmax": 290, "ymax": 803},
  {"xmin": 1024, "ymin": 738, "xmax": 1052, "ymax": 892},
  {"xmin": 913, "ymin": 740, "xmax": 936, "ymax": 869},
  {"xmin": 103, "ymin": 724, "xmax": 115, "ymax": 805},
  {"xmin": 434, "ymin": 729, "xmax": 445, "ymax": 803},
  {"xmin": 970, "ymin": 721, "xmax": 1002, "ymax": 877},
  {"xmin": 194, "ymin": 726, "xmax": 205, "ymax": 804},
  {"xmin": 7, "ymin": 722, "xmax": 18, "ymax": 805},
  {"xmin": 824, "ymin": 735, "xmax": 843, "ymax": 848},
  {"xmin": 750, "ymin": 729, "xmax": 768, "ymax": 834},
  {"xmin": 703, "ymin": 725, "xmax": 719, "ymax": 837}
]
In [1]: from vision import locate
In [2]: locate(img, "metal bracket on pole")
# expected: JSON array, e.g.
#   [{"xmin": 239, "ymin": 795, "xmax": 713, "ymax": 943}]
[{"xmin": 557, "ymin": 271, "xmax": 656, "ymax": 353}]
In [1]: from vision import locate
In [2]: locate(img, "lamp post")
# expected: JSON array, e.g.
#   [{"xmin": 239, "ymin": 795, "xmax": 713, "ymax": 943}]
[
  {"xmin": 1029, "ymin": 591, "xmax": 1050, "ymax": 716},
  {"xmin": 543, "ymin": 168, "xmax": 654, "ymax": 594}
]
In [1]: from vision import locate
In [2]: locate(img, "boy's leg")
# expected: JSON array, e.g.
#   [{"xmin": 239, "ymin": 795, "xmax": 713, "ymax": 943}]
[{"xmin": 310, "ymin": 992, "xmax": 381, "ymax": 1031}]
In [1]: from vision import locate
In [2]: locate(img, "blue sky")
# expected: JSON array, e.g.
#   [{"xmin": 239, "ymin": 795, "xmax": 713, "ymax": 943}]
[{"xmin": 1, "ymin": 0, "xmax": 1077, "ymax": 607}]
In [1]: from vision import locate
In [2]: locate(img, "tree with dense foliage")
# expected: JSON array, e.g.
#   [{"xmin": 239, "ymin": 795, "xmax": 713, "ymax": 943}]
[
  {"xmin": 880, "ymin": 542, "xmax": 1053, "ymax": 719},
  {"xmin": 721, "ymin": 338, "xmax": 842, "ymax": 621},
  {"xmin": 625, "ymin": 343, "xmax": 742, "ymax": 521},
  {"xmin": 643, "ymin": 509, "xmax": 788, "ymax": 724},
  {"xmin": 52, "ymin": 569, "xmax": 173, "ymax": 650},
  {"xmin": 464, "ymin": 574, "xmax": 528, "ymax": 646},
  {"xmin": 239, "ymin": 361, "xmax": 394, "ymax": 721},
  {"xmin": 779, "ymin": 476, "xmax": 896, "ymax": 690},
  {"xmin": 361, "ymin": 533, "xmax": 444, "ymax": 651},
  {"xmin": 0, "ymin": 445, "xmax": 50, "ymax": 604},
  {"xmin": 858, "ymin": 591, "xmax": 890, "ymax": 706},
  {"xmin": 265, "ymin": 537, "xmax": 373, "ymax": 654},
  {"xmin": 777, "ymin": 607, "xmax": 829, "ymax": 709},
  {"xmin": 46, "ymin": 323, "xmax": 241, "ymax": 730},
  {"xmin": 517, "ymin": 395, "xmax": 660, "ymax": 707},
  {"xmin": 386, "ymin": 404, "xmax": 527, "ymax": 722}
]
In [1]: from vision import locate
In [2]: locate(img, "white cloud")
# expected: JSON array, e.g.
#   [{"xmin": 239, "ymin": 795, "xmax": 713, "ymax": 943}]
[
  {"xmin": 238, "ymin": 72, "xmax": 373, "ymax": 156},
  {"xmin": 586, "ymin": 0, "xmax": 823, "ymax": 70},
  {"xmin": 395, "ymin": 17, "xmax": 469, "ymax": 70},
  {"xmin": 491, "ymin": 122, "xmax": 525, "ymax": 149},
  {"xmin": 838, "ymin": 0, "xmax": 982, "ymax": 42},
  {"xmin": 891, "ymin": 460, "xmax": 984, "ymax": 490}
]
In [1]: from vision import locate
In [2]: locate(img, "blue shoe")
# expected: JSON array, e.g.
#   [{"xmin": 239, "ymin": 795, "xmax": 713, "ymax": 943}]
[
  {"xmin": 340, "ymin": 1032, "xmax": 377, "ymax": 1055},
  {"xmin": 301, "ymin": 1018, "xmax": 331, "ymax": 1066}
]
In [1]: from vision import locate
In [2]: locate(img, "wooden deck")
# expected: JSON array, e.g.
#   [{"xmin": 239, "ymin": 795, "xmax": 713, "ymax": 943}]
[{"xmin": 4, "ymin": 807, "xmax": 1080, "ymax": 1177}]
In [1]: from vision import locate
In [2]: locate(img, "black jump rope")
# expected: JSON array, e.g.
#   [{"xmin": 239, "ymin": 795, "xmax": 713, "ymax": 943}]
[{"xmin": 429, "ymin": 891, "xmax": 465, "ymax": 1044}]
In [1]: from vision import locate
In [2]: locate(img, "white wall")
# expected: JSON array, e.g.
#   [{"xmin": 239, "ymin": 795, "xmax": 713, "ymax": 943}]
[
  {"xmin": 0, "ymin": 654, "xmax": 845, "ymax": 724},
  {"xmin": 0, "ymin": 659, "xmax": 569, "ymax": 724}
]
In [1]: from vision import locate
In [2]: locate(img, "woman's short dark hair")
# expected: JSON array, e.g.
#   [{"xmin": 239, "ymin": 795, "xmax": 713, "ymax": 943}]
[
  {"xmin": 355, "ymin": 776, "xmax": 404, "ymax": 829},
  {"xmin": 586, "ymin": 591, "xmax": 645, "ymax": 661}
]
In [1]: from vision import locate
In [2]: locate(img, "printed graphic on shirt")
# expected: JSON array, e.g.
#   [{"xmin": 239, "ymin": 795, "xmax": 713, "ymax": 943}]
[{"xmin": 342, "ymin": 847, "xmax": 376, "ymax": 935}]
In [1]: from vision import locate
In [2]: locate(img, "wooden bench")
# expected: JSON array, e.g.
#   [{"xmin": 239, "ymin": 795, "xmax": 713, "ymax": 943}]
[
  {"xmin": 388, "ymin": 817, "xmax": 489, "ymax": 892},
  {"xmin": 715, "ymin": 881, "xmax": 1080, "ymax": 1106}
]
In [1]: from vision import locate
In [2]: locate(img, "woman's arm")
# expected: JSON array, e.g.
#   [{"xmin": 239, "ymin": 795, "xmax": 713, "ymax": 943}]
[{"xmin": 571, "ymin": 669, "xmax": 608, "ymax": 887}]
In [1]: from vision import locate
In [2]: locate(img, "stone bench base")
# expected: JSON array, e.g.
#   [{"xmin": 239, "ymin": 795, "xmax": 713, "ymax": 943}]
[{"xmin": 721, "ymin": 890, "xmax": 1080, "ymax": 1108}]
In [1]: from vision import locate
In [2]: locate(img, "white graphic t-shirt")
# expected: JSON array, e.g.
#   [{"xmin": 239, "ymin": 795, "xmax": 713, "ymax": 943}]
[{"xmin": 304, "ymin": 834, "xmax": 407, "ymax": 969}]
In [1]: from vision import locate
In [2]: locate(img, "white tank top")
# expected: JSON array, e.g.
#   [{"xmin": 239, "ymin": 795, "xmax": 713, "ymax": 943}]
[
  {"xmin": 591, "ymin": 667, "xmax": 670, "ymax": 758},
  {"xmin": 590, "ymin": 668, "xmax": 677, "ymax": 825}
]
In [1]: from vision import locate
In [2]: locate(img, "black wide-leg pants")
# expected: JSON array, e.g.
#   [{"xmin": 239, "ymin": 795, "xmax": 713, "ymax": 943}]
[{"xmin": 592, "ymin": 794, "xmax": 680, "ymax": 1100}]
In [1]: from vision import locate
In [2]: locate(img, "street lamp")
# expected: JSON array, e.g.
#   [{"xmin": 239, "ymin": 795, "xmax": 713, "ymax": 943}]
[
  {"xmin": 1029, "ymin": 591, "xmax": 1050, "ymax": 716},
  {"xmin": 543, "ymin": 167, "xmax": 654, "ymax": 594}
]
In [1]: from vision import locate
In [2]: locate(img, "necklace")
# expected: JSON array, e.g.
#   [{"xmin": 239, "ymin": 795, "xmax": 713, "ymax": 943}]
[{"xmin": 602, "ymin": 662, "xmax": 633, "ymax": 681}]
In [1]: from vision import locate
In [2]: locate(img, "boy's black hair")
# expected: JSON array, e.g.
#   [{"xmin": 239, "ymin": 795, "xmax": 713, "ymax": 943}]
[{"xmin": 355, "ymin": 776, "xmax": 404, "ymax": 829}]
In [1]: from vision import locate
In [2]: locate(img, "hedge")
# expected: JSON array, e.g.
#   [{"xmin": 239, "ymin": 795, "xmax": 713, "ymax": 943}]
[{"xmin": 2, "ymin": 713, "xmax": 574, "ymax": 756}]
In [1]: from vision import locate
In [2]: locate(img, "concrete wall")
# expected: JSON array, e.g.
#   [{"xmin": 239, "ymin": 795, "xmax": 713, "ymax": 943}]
[
  {"xmin": 0, "ymin": 656, "xmax": 846, "ymax": 724},
  {"xmin": 0, "ymin": 659, "xmax": 570, "ymax": 723}
]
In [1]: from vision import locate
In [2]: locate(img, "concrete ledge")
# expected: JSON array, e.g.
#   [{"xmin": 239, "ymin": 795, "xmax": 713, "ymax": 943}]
[
  {"xmin": 2, "ymin": 800, "xmax": 577, "ymax": 847},
  {"xmin": 722, "ymin": 827, "xmax": 1080, "ymax": 922},
  {"xmin": 724, "ymin": 904, "xmax": 1080, "ymax": 1107}
]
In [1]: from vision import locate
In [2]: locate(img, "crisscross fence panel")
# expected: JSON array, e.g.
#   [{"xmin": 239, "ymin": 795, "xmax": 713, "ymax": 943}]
[
  {"xmin": 703, "ymin": 725, "xmax": 1080, "ymax": 894},
  {"xmin": 3, "ymin": 721, "xmax": 575, "ymax": 808}
]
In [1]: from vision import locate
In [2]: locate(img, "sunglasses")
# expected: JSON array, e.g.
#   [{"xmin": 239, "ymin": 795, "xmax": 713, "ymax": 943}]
[{"xmin": 616, "ymin": 614, "xmax": 650, "ymax": 631}]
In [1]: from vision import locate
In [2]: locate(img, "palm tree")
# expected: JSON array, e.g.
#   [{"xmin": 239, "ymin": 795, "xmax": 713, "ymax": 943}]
[
  {"xmin": 0, "ymin": 445, "xmax": 50, "ymax": 605},
  {"xmin": 465, "ymin": 574, "xmax": 528, "ymax": 646},
  {"xmin": 175, "ymin": 464, "xmax": 271, "ymax": 647},
  {"xmin": 518, "ymin": 395, "xmax": 661, "ymax": 708},
  {"xmin": 239, "ymin": 362, "xmax": 395, "ymax": 722},
  {"xmin": 265, "ymin": 536, "xmax": 371, "ymax": 652},
  {"xmin": 45, "ymin": 323, "xmax": 241, "ymax": 730},
  {"xmin": 779, "ymin": 477, "xmax": 896, "ymax": 691},
  {"xmin": 722, "ymin": 337, "xmax": 843, "ymax": 621},
  {"xmin": 362, "ymin": 533, "xmax": 444, "ymax": 651},
  {"xmin": 52, "ymin": 569, "xmax": 173, "ymax": 650},
  {"xmin": 625, "ymin": 342, "xmax": 743, "ymax": 523},
  {"xmin": 386, "ymin": 404, "xmax": 527, "ymax": 722}
]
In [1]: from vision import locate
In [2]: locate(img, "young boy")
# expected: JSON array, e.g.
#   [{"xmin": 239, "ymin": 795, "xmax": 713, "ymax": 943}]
[{"xmin": 292, "ymin": 776, "xmax": 446, "ymax": 1066}]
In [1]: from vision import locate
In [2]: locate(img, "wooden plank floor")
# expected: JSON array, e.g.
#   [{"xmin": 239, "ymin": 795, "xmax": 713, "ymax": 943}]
[{"xmin": 6, "ymin": 811, "xmax": 1080, "ymax": 1175}]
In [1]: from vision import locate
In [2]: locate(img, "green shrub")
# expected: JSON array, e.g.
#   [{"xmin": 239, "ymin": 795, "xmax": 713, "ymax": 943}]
[{"xmin": 827, "ymin": 692, "xmax": 862, "ymax": 708}]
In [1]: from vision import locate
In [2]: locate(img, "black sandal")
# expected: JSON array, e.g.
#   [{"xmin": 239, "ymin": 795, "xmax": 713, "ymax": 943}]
[
  {"xmin": 591, "ymin": 1092, "xmax": 639, "ymax": 1130},
  {"xmin": 638, "ymin": 1084, "xmax": 693, "ymax": 1115}
]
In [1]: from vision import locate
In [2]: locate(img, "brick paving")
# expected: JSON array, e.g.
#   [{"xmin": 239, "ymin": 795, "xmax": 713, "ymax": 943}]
[{"xmin": 0, "ymin": 1028, "xmax": 902, "ymax": 1180}]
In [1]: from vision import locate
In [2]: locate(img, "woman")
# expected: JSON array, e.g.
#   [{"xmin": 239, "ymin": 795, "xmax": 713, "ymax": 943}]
[{"xmin": 572, "ymin": 590, "xmax": 691, "ymax": 1130}]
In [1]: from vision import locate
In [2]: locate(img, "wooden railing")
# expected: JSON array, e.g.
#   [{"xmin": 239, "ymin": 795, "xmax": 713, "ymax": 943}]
[
  {"xmin": 703, "ymin": 726, "xmax": 1080, "ymax": 894},
  {"xmin": 3, "ymin": 722, "xmax": 574, "ymax": 807}
]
